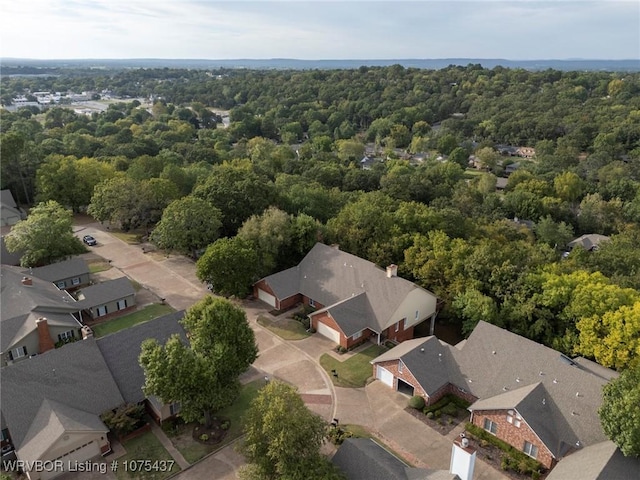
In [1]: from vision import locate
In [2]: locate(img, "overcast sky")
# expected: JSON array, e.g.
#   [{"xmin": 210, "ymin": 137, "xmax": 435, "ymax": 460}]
[{"xmin": 1, "ymin": 1, "xmax": 638, "ymax": 60}]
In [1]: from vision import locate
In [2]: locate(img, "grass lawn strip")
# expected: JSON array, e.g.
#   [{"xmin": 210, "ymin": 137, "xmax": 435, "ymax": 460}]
[
  {"xmin": 88, "ymin": 259, "xmax": 112, "ymax": 274},
  {"xmin": 168, "ymin": 379, "xmax": 264, "ymax": 464},
  {"xmin": 92, "ymin": 304, "xmax": 175, "ymax": 338},
  {"xmin": 319, "ymin": 344, "xmax": 387, "ymax": 388},
  {"xmin": 115, "ymin": 430, "xmax": 180, "ymax": 480},
  {"xmin": 111, "ymin": 231, "xmax": 144, "ymax": 244},
  {"xmin": 257, "ymin": 315, "xmax": 311, "ymax": 341}
]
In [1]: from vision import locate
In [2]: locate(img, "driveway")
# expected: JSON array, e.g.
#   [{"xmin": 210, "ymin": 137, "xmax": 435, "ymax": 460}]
[{"xmin": 72, "ymin": 222, "xmax": 505, "ymax": 480}]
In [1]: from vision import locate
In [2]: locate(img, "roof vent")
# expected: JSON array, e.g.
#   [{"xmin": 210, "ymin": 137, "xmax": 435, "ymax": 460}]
[
  {"xmin": 516, "ymin": 377, "xmax": 521, "ymax": 383},
  {"xmin": 542, "ymin": 398, "xmax": 546, "ymax": 405},
  {"xmin": 553, "ymin": 378, "xmax": 558, "ymax": 384},
  {"xmin": 468, "ymin": 379, "xmax": 473, "ymax": 383},
  {"xmin": 576, "ymin": 392, "xmax": 581, "ymax": 397},
  {"xmin": 575, "ymin": 441, "xmax": 581, "ymax": 448},
  {"xmin": 539, "ymin": 371, "xmax": 544, "ymax": 376},
  {"xmin": 503, "ymin": 386, "xmax": 509, "ymax": 391},
  {"xmin": 438, "ymin": 353, "xmax": 442, "ymax": 362},
  {"xmin": 420, "ymin": 348, "xmax": 425, "ymax": 353},
  {"xmin": 571, "ymin": 411, "xmax": 578, "ymax": 416},
  {"xmin": 492, "ymin": 350, "xmax": 496, "ymax": 355}
]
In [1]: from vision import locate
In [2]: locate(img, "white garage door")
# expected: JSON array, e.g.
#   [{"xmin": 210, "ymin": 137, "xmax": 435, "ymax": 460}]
[
  {"xmin": 257, "ymin": 289, "xmax": 276, "ymax": 308},
  {"xmin": 376, "ymin": 366, "xmax": 394, "ymax": 387},
  {"xmin": 316, "ymin": 321, "xmax": 341, "ymax": 344},
  {"xmin": 41, "ymin": 440, "xmax": 100, "ymax": 480}
]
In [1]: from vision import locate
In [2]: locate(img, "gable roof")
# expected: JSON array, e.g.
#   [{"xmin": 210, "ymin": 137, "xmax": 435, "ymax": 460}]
[
  {"xmin": 19, "ymin": 399, "xmax": 108, "ymax": 461},
  {"xmin": 75, "ymin": 276, "xmax": 135, "ymax": 308},
  {"xmin": 567, "ymin": 234, "xmax": 610, "ymax": 251},
  {"xmin": 96, "ymin": 311, "xmax": 187, "ymax": 404},
  {"xmin": 1, "ymin": 189, "xmax": 18, "ymax": 209},
  {"xmin": 0, "ymin": 338, "xmax": 124, "ymax": 450},
  {"xmin": 260, "ymin": 243, "xmax": 437, "ymax": 333},
  {"xmin": 314, "ymin": 293, "xmax": 374, "ymax": 337},
  {"xmin": 546, "ymin": 440, "xmax": 640, "ymax": 480},
  {"xmin": 373, "ymin": 321, "xmax": 615, "ymax": 457},
  {"xmin": 331, "ymin": 438, "xmax": 458, "ymax": 480},
  {"xmin": 26, "ymin": 257, "xmax": 89, "ymax": 283}
]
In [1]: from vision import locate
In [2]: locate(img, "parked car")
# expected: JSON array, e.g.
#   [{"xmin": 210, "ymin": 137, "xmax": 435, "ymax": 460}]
[{"xmin": 83, "ymin": 235, "xmax": 97, "ymax": 246}]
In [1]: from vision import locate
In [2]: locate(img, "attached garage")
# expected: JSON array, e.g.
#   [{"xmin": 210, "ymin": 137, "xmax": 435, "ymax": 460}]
[
  {"xmin": 316, "ymin": 321, "xmax": 342, "ymax": 344},
  {"xmin": 397, "ymin": 378, "xmax": 415, "ymax": 396},
  {"xmin": 41, "ymin": 440, "xmax": 100, "ymax": 480},
  {"xmin": 376, "ymin": 366, "xmax": 394, "ymax": 387},
  {"xmin": 257, "ymin": 288, "xmax": 276, "ymax": 308}
]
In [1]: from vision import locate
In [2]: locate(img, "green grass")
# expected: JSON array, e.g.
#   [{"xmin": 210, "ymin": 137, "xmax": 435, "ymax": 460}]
[
  {"xmin": 168, "ymin": 379, "xmax": 264, "ymax": 463},
  {"xmin": 111, "ymin": 231, "xmax": 144, "ymax": 244},
  {"xmin": 319, "ymin": 344, "xmax": 388, "ymax": 388},
  {"xmin": 92, "ymin": 304, "xmax": 175, "ymax": 337},
  {"xmin": 257, "ymin": 315, "xmax": 311, "ymax": 340},
  {"xmin": 115, "ymin": 430, "xmax": 181, "ymax": 480},
  {"xmin": 88, "ymin": 260, "xmax": 112, "ymax": 274},
  {"xmin": 463, "ymin": 168, "xmax": 484, "ymax": 178}
]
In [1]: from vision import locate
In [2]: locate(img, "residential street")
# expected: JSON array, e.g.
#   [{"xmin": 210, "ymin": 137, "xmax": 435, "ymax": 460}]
[{"xmin": 75, "ymin": 221, "xmax": 507, "ymax": 480}]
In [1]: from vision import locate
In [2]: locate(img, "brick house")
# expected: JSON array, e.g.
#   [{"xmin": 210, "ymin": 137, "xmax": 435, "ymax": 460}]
[
  {"xmin": 371, "ymin": 321, "xmax": 618, "ymax": 470},
  {"xmin": 254, "ymin": 243, "xmax": 438, "ymax": 348}
]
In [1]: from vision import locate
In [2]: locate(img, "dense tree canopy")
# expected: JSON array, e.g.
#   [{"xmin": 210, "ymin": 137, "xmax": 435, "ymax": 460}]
[{"xmin": 5, "ymin": 201, "xmax": 85, "ymax": 267}]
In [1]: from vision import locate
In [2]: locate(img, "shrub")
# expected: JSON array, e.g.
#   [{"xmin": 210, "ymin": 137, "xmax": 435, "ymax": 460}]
[
  {"xmin": 408, "ymin": 395, "xmax": 425, "ymax": 410},
  {"xmin": 221, "ymin": 421, "xmax": 230, "ymax": 430},
  {"xmin": 101, "ymin": 403, "xmax": 146, "ymax": 436},
  {"xmin": 434, "ymin": 409, "xmax": 441, "ymax": 418},
  {"xmin": 442, "ymin": 404, "xmax": 458, "ymax": 416},
  {"xmin": 200, "ymin": 433, "xmax": 209, "ymax": 442},
  {"xmin": 327, "ymin": 426, "xmax": 353, "ymax": 445},
  {"xmin": 426, "ymin": 411, "xmax": 434, "ymax": 419}
]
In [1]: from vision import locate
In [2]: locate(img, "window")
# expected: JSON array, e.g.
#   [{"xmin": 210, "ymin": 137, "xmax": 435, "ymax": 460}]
[
  {"xmin": 56, "ymin": 281, "xmax": 66, "ymax": 289},
  {"xmin": 308, "ymin": 298, "xmax": 315, "ymax": 307},
  {"xmin": 58, "ymin": 330, "xmax": 75, "ymax": 342},
  {"xmin": 71, "ymin": 277, "xmax": 81, "ymax": 286},
  {"xmin": 507, "ymin": 410, "xmax": 521, "ymax": 427},
  {"xmin": 396, "ymin": 318, "xmax": 404, "ymax": 332},
  {"xmin": 117, "ymin": 299, "xmax": 127, "ymax": 310},
  {"xmin": 398, "ymin": 360, "xmax": 404, "ymax": 374},
  {"xmin": 169, "ymin": 402, "xmax": 181, "ymax": 416},
  {"xmin": 415, "ymin": 310, "xmax": 419, "ymax": 320},
  {"xmin": 523, "ymin": 441, "xmax": 538, "ymax": 459},
  {"xmin": 96, "ymin": 305, "xmax": 108, "ymax": 317},
  {"xmin": 483, "ymin": 418, "xmax": 497, "ymax": 435},
  {"xmin": 9, "ymin": 346, "xmax": 27, "ymax": 361},
  {"xmin": 352, "ymin": 330, "xmax": 362, "ymax": 340}
]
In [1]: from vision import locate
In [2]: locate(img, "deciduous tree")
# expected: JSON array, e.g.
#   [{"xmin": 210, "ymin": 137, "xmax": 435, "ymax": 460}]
[{"xmin": 5, "ymin": 201, "xmax": 85, "ymax": 267}]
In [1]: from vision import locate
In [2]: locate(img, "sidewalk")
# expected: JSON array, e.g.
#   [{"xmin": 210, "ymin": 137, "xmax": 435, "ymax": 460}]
[{"xmin": 149, "ymin": 422, "xmax": 190, "ymax": 470}]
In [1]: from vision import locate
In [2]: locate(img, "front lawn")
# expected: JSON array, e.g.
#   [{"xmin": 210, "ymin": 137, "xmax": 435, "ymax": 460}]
[
  {"xmin": 92, "ymin": 304, "xmax": 175, "ymax": 338},
  {"xmin": 257, "ymin": 315, "xmax": 311, "ymax": 341},
  {"xmin": 165, "ymin": 379, "xmax": 264, "ymax": 463},
  {"xmin": 88, "ymin": 259, "xmax": 112, "ymax": 273},
  {"xmin": 115, "ymin": 430, "xmax": 181, "ymax": 480},
  {"xmin": 320, "ymin": 345, "xmax": 387, "ymax": 388},
  {"xmin": 111, "ymin": 231, "xmax": 144, "ymax": 244}
]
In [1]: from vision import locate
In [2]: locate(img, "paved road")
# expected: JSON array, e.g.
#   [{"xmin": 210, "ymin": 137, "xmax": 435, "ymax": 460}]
[{"xmin": 74, "ymin": 221, "xmax": 507, "ymax": 480}]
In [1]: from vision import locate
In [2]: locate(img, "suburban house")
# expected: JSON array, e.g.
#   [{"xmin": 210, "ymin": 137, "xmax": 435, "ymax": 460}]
[
  {"xmin": 371, "ymin": 321, "xmax": 618, "ymax": 470},
  {"xmin": 96, "ymin": 311, "xmax": 187, "ymax": 423},
  {"xmin": 0, "ymin": 189, "xmax": 26, "ymax": 227},
  {"xmin": 254, "ymin": 243, "xmax": 439, "ymax": 348},
  {"xmin": 332, "ymin": 438, "xmax": 459, "ymax": 480},
  {"xmin": 566, "ymin": 234, "xmax": 610, "ymax": 252},
  {"xmin": 1, "ymin": 266, "xmax": 86, "ymax": 366},
  {"xmin": 0, "ymin": 312, "xmax": 187, "ymax": 479},
  {"xmin": 1, "ymin": 260, "xmax": 136, "ymax": 366},
  {"xmin": 75, "ymin": 276, "xmax": 136, "ymax": 321},
  {"xmin": 0, "ymin": 339, "xmax": 125, "ymax": 480},
  {"xmin": 25, "ymin": 257, "xmax": 90, "ymax": 291}
]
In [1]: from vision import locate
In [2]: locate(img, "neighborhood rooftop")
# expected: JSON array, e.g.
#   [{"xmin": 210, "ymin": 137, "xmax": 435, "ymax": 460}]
[{"xmin": 23, "ymin": 257, "xmax": 89, "ymax": 284}]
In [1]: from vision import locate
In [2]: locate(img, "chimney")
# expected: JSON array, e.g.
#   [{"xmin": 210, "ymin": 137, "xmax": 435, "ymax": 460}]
[
  {"xmin": 22, "ymin": 276, "xmax": 32, "ymax": 286},
  {"xmin": 36, "ymin": 317, "xmax": 55, "ymax": 353},
  {"xmin": 386, "ymin": 264, "xmax": 398, "ymax": 278},
  {"xmin": 81, "ymin": 325, "xmax": 94, "ymax": 340},
  {"xmin": 450, "ymin": 435, "xmax": 476, "ymax": 480}
]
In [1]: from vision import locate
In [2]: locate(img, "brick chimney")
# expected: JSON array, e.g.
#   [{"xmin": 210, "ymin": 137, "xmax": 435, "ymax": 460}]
[
  {"xmin": 36, "ymin": 317, "xmax": 55, "ymax": 353},
  {"xmin": 22, "ymin": 276, "xmax": 33, "ymax": 286},
  {"xmin": 386, "ymin": 264, "xmax": 398, "ymax": 278}
]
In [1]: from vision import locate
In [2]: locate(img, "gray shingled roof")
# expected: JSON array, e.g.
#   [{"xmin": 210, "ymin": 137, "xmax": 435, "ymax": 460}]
[
  {"xmin": 19, "ymin": 400, "xmax": 108, "ymax": 461},
  {"xmin": 25, "ymin": 257, "xmax": 89, "ymax": 283},
  {"xmin": 332, "ymin": 438, "xmax": 456, "ymax": 480},
  {"xmin": 546, "ymin": 440, "xmax": 640, "ymax": 480},
  {"xmin": 96, "ymin": 311, "xmax": 187, "ymax": 404},
  {"xmin": 373, "ymin": 321, "xmax": 614, "ymax": 456},
  {"xmin": 316, "ymin": 293, "xmax": 374, "ymax": 336},
  {"xmin": 260, "ymin": 243, "xmax": 437, "ymax": 333},
  {"xmin": 567, "ymin": 234, "xmax": 610, "ymax": 251},
  {"xmin": 0, "ymin": 339, "xmax": 124, "ymax": 449},
  {"xmin": 75, "ymin": 277, "xmax": 135, "ymax": 308},
  {"xmin": 1, "ymin": 265, "xmax": 80, "ymax": 323}
]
